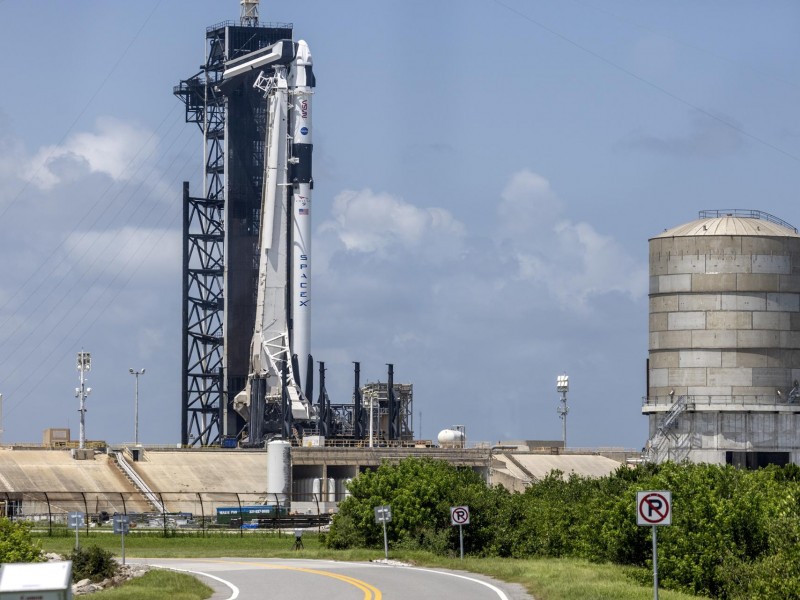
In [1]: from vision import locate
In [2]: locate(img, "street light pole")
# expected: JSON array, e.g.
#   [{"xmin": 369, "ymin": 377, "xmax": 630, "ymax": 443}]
[
  {"xmin": 128, "ymin": 369, "xmax": 145, "ymax": 444},
  {"xmin": 76, "ymin": 352, "xmax": 92, "ymax": 450},
  {"xmin": 556, "ymin": 374, "xmax": 569, "ymax": 449}
]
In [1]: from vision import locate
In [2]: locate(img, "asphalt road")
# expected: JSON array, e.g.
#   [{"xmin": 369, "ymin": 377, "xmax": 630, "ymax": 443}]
[{"xmin": 131, "ymin": 557, "xmax": 533, "ymax": 600}]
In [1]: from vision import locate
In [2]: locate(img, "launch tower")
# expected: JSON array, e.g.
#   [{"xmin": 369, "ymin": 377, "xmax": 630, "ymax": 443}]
[
  {"xmin": 175, "ymin": 4, "xmax": 414, "ymax": 448},
  {"xmin": 174, "ymin": 11, "xmax": 292, "ymax": 446}
]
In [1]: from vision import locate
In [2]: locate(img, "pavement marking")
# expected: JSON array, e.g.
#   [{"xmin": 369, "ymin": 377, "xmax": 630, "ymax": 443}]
[
  {"xmin": 153, "ymin": 565, "xmax": 240, "ymax": 600},
  {"xmin": 194, "ymin": 559, "xmax": 381, "ymax": 600},
  {"xmin": 400, "ymin": 566, "xmax": 510, "ymax": 600},
  {"xmin": 269, "ymin": 565, "xmax": 382, "ymax": 600}
]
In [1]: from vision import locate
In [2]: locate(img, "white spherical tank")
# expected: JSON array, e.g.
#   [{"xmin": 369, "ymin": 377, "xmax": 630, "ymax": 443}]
[
  {"xmin": 266, "ymin": 440, "xmax": 291, "ymax": 506},
  {"xmin": 437, "ymin": 429, "xmax": 465, "ymax": 445}
]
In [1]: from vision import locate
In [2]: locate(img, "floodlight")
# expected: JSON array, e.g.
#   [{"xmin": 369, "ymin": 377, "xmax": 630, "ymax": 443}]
[{"xmin": 556, "ymin": 375, "xmax": 569, "ymax": 393}]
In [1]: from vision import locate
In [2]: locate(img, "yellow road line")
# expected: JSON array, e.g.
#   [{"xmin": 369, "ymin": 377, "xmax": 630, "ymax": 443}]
[{"xmin": 195, "ymin": 559, "xmax": 382, "ymax": 600}]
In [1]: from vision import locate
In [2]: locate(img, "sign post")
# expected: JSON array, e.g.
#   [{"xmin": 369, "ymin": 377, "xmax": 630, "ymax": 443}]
[
  {"xmin": 374, "ymin": 505, "xmax": 392, "ymax": 560},
  {"xmin": 112, "ymin": 515, "xmax": 130, "ymax": 565},
  {"xmin": 637, "ymin": 491, "xmax": 672, "ymax": 600},
  {"xmin": 450, "ymin": 506, "xmax": 470, "ymax": 560},
  {"xmin": 68, "ymin": 511, "xmax": 84, "ymax": 550}
]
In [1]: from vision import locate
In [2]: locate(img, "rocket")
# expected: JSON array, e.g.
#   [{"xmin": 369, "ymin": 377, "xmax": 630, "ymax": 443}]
[
  {"xmin": 288, "ymin": 40, "xmax": 315, "ymax": 398},
  {"xmin": 223, "ymin": 38, "xmax": 316, "ymax": 431}
]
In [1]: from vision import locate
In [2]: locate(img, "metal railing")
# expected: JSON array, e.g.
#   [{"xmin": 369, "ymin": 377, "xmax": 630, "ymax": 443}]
[
  {"xmin": 0, "ymin": 491, "xmax": 333, "ymax": 537},
  {"xmin": 642, "ymin": 394, "xmax": 799, "ymax": 407},
  {"xmin": 698, "ymin": 209, "xmax": 797, "ymax": 233}
]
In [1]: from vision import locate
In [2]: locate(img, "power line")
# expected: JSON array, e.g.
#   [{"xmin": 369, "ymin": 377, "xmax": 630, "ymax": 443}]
[
  {"xmin": 0, "ymin": 0, "xmax": 166, "ymax": 220},
  {"xmin": 491, "ymin": 0, "xmax": 800, "ymax": 163},
  {"xmin": 2, "ymin": 144, "xmax": 196, "ymax": 419},
  {"xmin": 570, "ymin": 0, "xmax": 800, "ymax": 92},
  {"xmin": 0, "ymin": 102, "xmax": 184, "ymax": 326}
]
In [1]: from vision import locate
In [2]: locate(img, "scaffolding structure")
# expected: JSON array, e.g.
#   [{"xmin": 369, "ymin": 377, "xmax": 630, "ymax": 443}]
[
  {"xmin": 361, "ymin": 382, "xmax": 414, "ymax": 443},
  {"xmin": 174, "ymin": 20, "xmax": 293, "ymax": 446}
]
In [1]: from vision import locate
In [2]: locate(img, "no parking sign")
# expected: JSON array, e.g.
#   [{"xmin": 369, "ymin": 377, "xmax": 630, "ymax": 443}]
[
  {"xmin": 637, "ymin": 491, "xmax": 672, "ymax": 526},
  {"xmin": 637, "ymin": 490, "xmax": 672, "ymax": 600}
]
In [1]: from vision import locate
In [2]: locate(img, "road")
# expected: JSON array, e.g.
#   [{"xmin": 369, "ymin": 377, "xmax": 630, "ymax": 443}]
[{"xmin": 131, "ymin": 557, "xmax": 533, "ymax": 600}]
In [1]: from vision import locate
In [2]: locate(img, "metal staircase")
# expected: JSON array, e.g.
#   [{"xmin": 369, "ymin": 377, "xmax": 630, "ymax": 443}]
[
  {"xmin": 644, "ymin": 395, "xmax": 688, "ymax": 463},
  {"xmin": 111, "ymin": 450, "xmax": 166, "ymax": 514}
]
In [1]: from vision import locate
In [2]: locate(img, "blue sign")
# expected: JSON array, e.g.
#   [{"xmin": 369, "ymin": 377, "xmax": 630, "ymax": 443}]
[{"xmin": 300, "ymin": 126, "xmax": 309, "ymax": 135}]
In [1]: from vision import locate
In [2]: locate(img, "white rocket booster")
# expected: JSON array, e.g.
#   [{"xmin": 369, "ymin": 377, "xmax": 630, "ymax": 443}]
[
  {"xmin": 227, "ymin": 38, "xmax": 316, "ymax": 426},
  {"xmin": 288, "ymin": 40, "xmax": 315, "ymax": 394}
]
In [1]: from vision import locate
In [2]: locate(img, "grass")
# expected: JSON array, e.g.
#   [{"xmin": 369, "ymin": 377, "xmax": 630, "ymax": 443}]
[
  {"xmin": 393, "ymin": 554, "xmax": 704, "ymax": 600},
  {"xmin": 38, "ymin": 532, "xmax": 706, "ymax": 600},
  {"xmin": 91, "ymin": 569, "xmax": 212, "ymax": 599}
]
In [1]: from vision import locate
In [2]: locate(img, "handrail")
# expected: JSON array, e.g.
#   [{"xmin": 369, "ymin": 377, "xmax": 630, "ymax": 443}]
[
  {"xmin": 115, "ymin": 452, "xmax": 166, "ymax": 514},
  {"xmin": 698, "ymin": 209, "xmax": 797, "ymax": 233}
]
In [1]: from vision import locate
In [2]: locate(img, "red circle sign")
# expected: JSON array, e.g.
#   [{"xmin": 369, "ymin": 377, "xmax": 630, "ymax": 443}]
[{"xmin": 638, "ymin": 492, "xmax": 670, "ymax": 524}]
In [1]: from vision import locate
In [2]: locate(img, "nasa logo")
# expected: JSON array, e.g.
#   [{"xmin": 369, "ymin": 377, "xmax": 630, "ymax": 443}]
[
  {"xmin": 300, "ymin": 126, "xmax": 308, "ymax": 135},
  {"xmin": 301, "ymin": 100, "xmax": 308, "ymax": 119}
]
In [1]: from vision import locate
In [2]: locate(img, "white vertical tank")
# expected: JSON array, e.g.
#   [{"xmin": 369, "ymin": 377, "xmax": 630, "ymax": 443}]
[
  {"xmin": 326, "ymin": 477, "xmax": 335, "ymax": 502},
  {"xmin": 312, "ymin": 477, "xmax": 322, "ymax": 500},
  {"xmin": 266, "ymin": 440, "xmax": 291, "ymax": 507}
]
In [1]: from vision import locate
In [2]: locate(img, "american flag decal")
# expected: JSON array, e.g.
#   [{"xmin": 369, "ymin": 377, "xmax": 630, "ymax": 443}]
[{"xmin": 299, "ymin": 208, "xmax": 309, "ymax": 215}]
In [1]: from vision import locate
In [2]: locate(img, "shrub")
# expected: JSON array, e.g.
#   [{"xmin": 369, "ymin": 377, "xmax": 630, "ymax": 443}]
[
  {"xmin": 0, "ymin": 518, "xmax": 41, "ymax": 563},
  {"xmin": 69, "ymin": 545, "xmax": 117, "ymax": 582}
]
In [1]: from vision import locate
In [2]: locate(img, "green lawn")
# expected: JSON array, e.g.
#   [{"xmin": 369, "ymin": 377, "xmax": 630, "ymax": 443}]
[
  {"xmin": 39, "ymin": 532, "xmax": 705, "ymax": 600},
  {"xmin": 92, "ymin": 570, "xmax": 212, "ymax": 599}
]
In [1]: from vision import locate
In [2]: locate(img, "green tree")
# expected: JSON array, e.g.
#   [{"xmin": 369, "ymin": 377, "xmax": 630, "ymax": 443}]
[
  {"xmin": 327, "ymin": 457, "xmax": 501, "ymax": 554},
  {"xmin": 0, "ymin": 518, "xmax": 42, "ymax": 563}
]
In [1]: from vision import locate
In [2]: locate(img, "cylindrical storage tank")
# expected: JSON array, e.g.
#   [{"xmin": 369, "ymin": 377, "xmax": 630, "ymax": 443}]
[
  {"xmin": 437, "ymin": 429, "xmax": 465, "ymax": 447},
  {"xmin": 266, "ymin": 440, "xmax": 292, "ymax": 507},
  {"xmin": 312, "ymin": 477, "xmax": 322, "ymax": 500},
  {"xmin": 647, "ymin": 211, "xmax": 800, "ymax": 462},
  {"xmin": 327, "ymin": 477, "xmax": 335, "ymax": 502}
]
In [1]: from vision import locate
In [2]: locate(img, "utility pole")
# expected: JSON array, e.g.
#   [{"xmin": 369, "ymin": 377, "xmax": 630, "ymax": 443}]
[
  {"xmin": 129, "ymin": 369, "xmax": 146, "ymax": 444},
  {"xmin": 556, "ymin": 374, "xmax": 569, "ymax": 449},
  {"xmin": 76, "ymin": 352, "xmax": 92, "ymax": 449}
]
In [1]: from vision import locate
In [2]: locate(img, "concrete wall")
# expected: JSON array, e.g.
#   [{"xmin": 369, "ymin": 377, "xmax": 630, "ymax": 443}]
[
  {"xmin": 649, "ymin": 233, "xmax": 800, "ymax": 405},
  {"xmin": 647, "ymin": 227, "xmax": 800, "ymax": 464}
]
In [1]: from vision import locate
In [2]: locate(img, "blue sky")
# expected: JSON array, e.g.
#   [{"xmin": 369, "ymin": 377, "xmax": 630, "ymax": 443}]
[{"xmin": 0, "ymin": 0, "xmax": 798, "ymax": 448}]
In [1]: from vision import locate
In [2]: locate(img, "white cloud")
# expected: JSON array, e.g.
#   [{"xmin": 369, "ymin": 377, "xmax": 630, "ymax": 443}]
[
  {"xmin": 24, "ymin": 117, "xmax": 158, "ymax": 190},
  {"xmin": 497, "ymin": 169, "xmax": 563, "ymax": 235},
  {"xmin": 318, "ymin": 188, "xmax": 465, "ymax": 258},
  {"xmin": 498, "ymin": 169, "xmax": 647, "ymax": 310}
]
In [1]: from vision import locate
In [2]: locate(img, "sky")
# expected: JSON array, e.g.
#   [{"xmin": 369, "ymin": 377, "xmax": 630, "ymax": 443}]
[{"xmin": 0, "ymin": 0, "xmax": 798, "ymax": 449}]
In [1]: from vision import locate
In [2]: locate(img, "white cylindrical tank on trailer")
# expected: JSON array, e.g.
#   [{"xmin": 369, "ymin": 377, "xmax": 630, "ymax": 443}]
[
  {"xmin": 312, "ymin": 477, "xmax": 322, "ymax": 500},
  {"xmin": 266, "ymin": 440, "xmax": 291, "ymax": 506},
  {"xmin": 438, "ymin": 429, "xmax": 465, "ymax": 446},
  {"xmin": 327, "ymin": 477, "xmax": 335, "ymax": 502}
]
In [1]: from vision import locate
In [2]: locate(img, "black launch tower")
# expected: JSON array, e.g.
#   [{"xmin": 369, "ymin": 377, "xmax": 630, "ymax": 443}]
[{"xmin": 174, "ymin": 18, "xmax": 293, "ymax": 446}]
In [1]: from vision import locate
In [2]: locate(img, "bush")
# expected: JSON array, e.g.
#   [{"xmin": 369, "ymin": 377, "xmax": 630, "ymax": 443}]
[
  {"xmin": 327, "ymin": 459, "xmax": 800, "ymax": 598},
  {"xmin": 0, "ymin": 518, "xmax": 41, "ymax": 563},
  {"xmin": 69, "ymin": 545, "xmax": 117, "ymax": 582},
  {"xmin": 327, "ymin": 457, "xmax": 503, "ymax": 554}
]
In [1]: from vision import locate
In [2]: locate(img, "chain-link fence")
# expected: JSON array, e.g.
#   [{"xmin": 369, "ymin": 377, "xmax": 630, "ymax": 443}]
[{"xmin": 0, "ymin": 491, "xmax": 333, "ymax": 537}]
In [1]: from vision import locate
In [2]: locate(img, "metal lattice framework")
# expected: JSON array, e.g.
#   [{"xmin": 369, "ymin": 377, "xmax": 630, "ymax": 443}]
[{"xmin": 175, "ymin": 21, "xmax": 293, "ymax": 447}]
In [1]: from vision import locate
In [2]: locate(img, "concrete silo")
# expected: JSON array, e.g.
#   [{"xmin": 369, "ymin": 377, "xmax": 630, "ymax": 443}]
[{"xmin": 644, "ymin": 210, "xmax": 800, "ymax": 466}]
